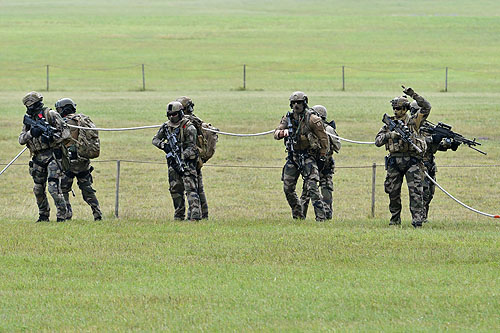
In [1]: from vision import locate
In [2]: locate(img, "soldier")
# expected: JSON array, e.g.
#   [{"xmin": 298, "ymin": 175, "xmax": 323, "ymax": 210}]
[
  {"xmin": 375, "ymin": 86, "xmax": 431, "ymax": 228},
  {"xmin": 175, "ymin": 96, "xmax": 208, "ymax": 219},
  {"xmin": 55, "ymin": 98, "xmax": 103, "ymax": 221},
  {"xmin": 19, "ymin": 91, "xmax": 70, "ymax": 222},
  {"xmin": 152, "ymin": 101, "xmax": 201, "ymax": 220},
  {"xmin": 274, "ymin": 92, "xmax": 329, "ymax": 221},
  {"xmin": 412, "ymin": 102, "xmax": 459, "ymax": 223},
  {"xmin": 300, "ymin": 105, "xmax": 341, "ymax": 220}
]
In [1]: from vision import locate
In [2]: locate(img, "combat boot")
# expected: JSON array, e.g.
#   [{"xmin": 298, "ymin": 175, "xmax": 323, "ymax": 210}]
[
  {"xmin": 36, "ymin": 215, "xmax": 49, "ymax": 223},
  {"xmin": 389, "ymin": 220, "xmax": 401, "ymax": 226},
  {"xmin": 412, "ymin": 221, "xmax": 423, "ymax": 228},
  {"xmin": 57, "ymin": 218, "xmax": 65, "ymax": 222},
  {"xmin": 94, "ymin": 216, "xmax": 102, "ymax": 221}
]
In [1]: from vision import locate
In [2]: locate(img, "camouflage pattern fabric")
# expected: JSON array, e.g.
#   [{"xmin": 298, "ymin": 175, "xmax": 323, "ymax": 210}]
[
  {"xmin": 384, "ymin": 156, "xmax": 425, "ymax": 226},
  {"xmin": 301, "ymin": 158, "xmax": 334, "ymax": 219},
  {"xmin": 168, "ymin": 161, "xmax": 201, "ymax": 220},
  {"xmin": 187, "ymin": 169, "xmax": 208, "ymax": 220},
  {"xmin": 422, "ymin": 160, "xmax": 436, "ymax": 221},
  {"xmin": 153, "ymin": 118, "xmax": 202, "ymax": 220},
  {"xmin": 29, "ymin": 150, "xmax": 67, "ymax": 220},
  {"xmin": 60, "ymin": 158, "xmax": 102, "ymax": 220},
  {"xmin": 282, "ymin": 154, "xmax": 326, "ymax": 221}
]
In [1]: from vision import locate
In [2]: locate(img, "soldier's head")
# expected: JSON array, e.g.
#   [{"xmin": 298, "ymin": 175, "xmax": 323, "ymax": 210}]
[
  {"xmin": 22, "ymin": 91, "xmax": 44, "ymax": 115},
  {"xmin": 312, "ymin": 105, "xmax": 328, "ymax": 121},
  {"xmin": 289, "ymin": 91, "xmax": 308, "ymax": 114},
  {"xmin": 390, "ymin": 96, "xmax": 409, "ymax": 118},
  {"xmin": 176, "ymin": 96, "xmax": 194, "ymax": 115},
  {"xmin": 166, "ymin": 101, "xmax": 184, "ymax": 124},
  {"xmin": 409, "ymin": 100, "xmax": 420, "ymax": 115},
  {"xmin": 55, "ymin": 98, "xmax": 77, "ymax": 117}
]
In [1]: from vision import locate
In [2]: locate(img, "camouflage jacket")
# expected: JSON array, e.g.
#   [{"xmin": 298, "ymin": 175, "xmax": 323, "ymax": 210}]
[
  {"xmin": 152, "ymin": 118, "xmax": 199, "ymax": 161},
  {"xmin": 375, "ymin": 93, "xmax": 431, "ymax": 156},
  {"xmin": 19, "ymin": 107, "xmax": 70, "ymax": 156},
  {"xmin": 274, "ymin": 109, "xmax": 329, "ymax": 157}
]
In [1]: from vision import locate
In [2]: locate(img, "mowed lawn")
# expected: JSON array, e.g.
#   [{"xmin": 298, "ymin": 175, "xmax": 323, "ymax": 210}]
[{"xmin": 1, "ymin": 0, "xmax": 500, "ymax": 331}]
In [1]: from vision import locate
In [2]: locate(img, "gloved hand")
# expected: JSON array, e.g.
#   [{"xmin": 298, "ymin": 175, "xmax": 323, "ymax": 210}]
[
  {"xmin": 161, "ymin": 142, "xmax": 171, "ymax": 154},
  {"xmin": 386, "ymin": 132, "xmax": 400, "ymax": 140},
  {"xmin": 41, "ymin": 134, "xmax": 54, "ymax": 144},
  {"xmin": 402, "ymin": 85, "xmax": 415, "ymax": 97},
  {"xmin": 30, "ymin": 125, "xmax": 43, "ymax": 138},
  {"xmin": 279, "ymin": 129, "xmax": 289, "ymax": 138},
  {"xmin": 317, "ymin": 156, "xmax": 326, "ymax": 171}
]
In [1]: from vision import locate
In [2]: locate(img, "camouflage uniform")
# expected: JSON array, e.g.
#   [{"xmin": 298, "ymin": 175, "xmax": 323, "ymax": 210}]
[
  {"xmin": 60, "ymin": 113, "xmax": 102, "ymax": 221},
  {"xmin": 275, "ymin": 93, "xmax": 329, "ymax": 221},
  {"xmin": 175, "ymin": 96, "xmax": 209, "ymax": 219},
  {"xmin": 19, "ymin": 93, "xmax": 70, "ymax": 222},
  {"xmin": 375, "ymin": 89, "xmax": 431, "ymax": 227},
  {"xmin": 301, "ymin": 119, "xmax": 341, "ymax": 220},
  {"xmin": 153, "ymin": 110, "xmax": 201, "ymax": 220}
]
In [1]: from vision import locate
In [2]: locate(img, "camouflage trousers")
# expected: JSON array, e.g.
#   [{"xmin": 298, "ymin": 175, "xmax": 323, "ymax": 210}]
[
  {"xmin": 384, "ymin": 155, "xmax": 425, "ymax": 226},
  {"xmin": 29, "ymin": 149, "xmax": 67, "ymax": 220},
  {"xmin": 282, "ymin": 155, "xmax": 326, "ymax": 221},
  {"xmin": 301, "ymin": 159, "xmax": 334, "ymax": 220},
  {"xmin": 168, "ymin": 161, "xmax": 202, "ymax": 220},
  {"xmin": 60, "ymin": 159, "xmax": 102, "ymax": 220},
  {"xmin": 422, "ymin": 160, "xmax": 437, "ymax": 221}
]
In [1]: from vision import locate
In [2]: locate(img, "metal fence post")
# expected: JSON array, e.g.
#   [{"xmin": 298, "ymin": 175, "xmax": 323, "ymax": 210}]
[
  {"xmin": 243, "ymin": 64, "xmax": 246, "ymax": 90},
  {"xmin": 46, "ymin": 65, "xmax": 50, "ymax": 91},
  {"xmin": 371, "ymin": 162, "xmax": 376, "ymax": 218},
  {"xmin": 342, "ymin": 65, "xmax": 345, "ymax": 91},
  {"xmin": 445, "ymin": 67, "xmax": 448, "ymax": 92},
  {"xmin": 142, "ymin": 64, "xmax": 146, "ymax": 91},
  {"xmin": 115, "ymin": 160, "xmax": 121, "ymax": 218}
]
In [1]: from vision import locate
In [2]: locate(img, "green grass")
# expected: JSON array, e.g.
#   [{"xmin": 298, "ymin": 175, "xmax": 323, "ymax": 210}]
[{"xmin": 1, "ymin": 0, "xmax": 500, "ymax": 331}]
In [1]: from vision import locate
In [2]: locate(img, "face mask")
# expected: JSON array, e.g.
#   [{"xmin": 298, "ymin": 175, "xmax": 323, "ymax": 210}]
[
  {"xmin": 168, "ymin": 112, "xmax": 182, "ymax": 124},
  {"xmin": 26, "ymin": 101, "xmax": 43, "ymax": 115}
]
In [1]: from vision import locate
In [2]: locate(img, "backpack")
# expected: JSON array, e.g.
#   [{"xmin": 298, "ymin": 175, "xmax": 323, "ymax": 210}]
[
  {"xmin": 186, "ymin": 114, "xmax": 218, "ymax": 163},
  {"xmin": 67, "ymin": 114, "xmax": 100, "ymax": 159}
]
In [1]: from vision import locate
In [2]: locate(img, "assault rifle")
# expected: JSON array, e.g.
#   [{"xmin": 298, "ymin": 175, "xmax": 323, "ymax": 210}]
[
  {"xmin": 284, "ymin": 111, "xmax": 296, "ymax": 158},
  {"xmin": 163, "ymin": 128, "xmax": 185, "ymax": 174},
  {"xmin": 421, "ymin": 121, "xmax": 486, "ymax": 155},
  {"xmin": 23, "ymin": 114, "xmax": 60, "ymax": 144},
  {"xmin": 382, "ymin": 113, "xmax": 422, "ymax": 153}
]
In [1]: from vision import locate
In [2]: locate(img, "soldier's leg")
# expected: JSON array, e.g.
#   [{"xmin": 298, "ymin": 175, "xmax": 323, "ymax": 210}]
[
  {"xmin": 406, "ymin": 161, "xmax": 425, "ymax": 227},
  {"xmin": 47, "ymin": 159, "xmax": 67, "ymax": 221},
  {"xmin": 384, "ymin": 158, "xmax": 404, "ymax": 225},
  {"xmin": 303, "ymin": 157, "xmax": 326, "ymax": 221},
  {"xmin": 320, "ymin": 172, "xmax": 334, "ymax": 220},
  {"xmin": 60, "ymin": 171, "xmax": 74, "ymax": 220},
  {"xmin": 422, "ymin": 162, "xmax": 436, "ymax": 221},
  {"xmin": 183, "ymin": 166, "xmax": 201, "ymax": 220},
  {"xmin": 30, "ymin": 160, "xmax": 50, "ymax": 220},
  {"xmin": 197, "ymin": 169, "xmax": 209, "ymax": 219},
  {"xmin": 282, "ymin": 160, "xmax": 303, "ymax": 219},
  {"xmin": 77, "ymin": 170, "xmax": 102, "ymax": 220},
  {"xmin": 299, "ymin": 181, "xmax": 310, "ymax": 218},
  {"xmin": 168, "ymin": 167, "xmax": 185, "ymax": 220}
]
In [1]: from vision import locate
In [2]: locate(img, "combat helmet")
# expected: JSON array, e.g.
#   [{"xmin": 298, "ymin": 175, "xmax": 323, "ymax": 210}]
[
  {"xmin": 166, "ymin": 101, "xmax": 184, "ymax": 116},
  {"xmin": 289, "ymin": 91, "xmax": 308, "ymax": 106},
  {"xmin": 55, "ymin": 98, "xmax": 77, "ymax": 116},
  {"xmin": 22, "ymin": 91, "xmax": 43, "ymax": 107},
  {"xmin": 390, "ymin": 96, "xmax": 409, "ymax": 117},
  {"xmin": 176, "ymin": 96, "xmax": 194, "ymax": 114},
  {"xmin": 312, "ymin": 105, "xmax": 328, "ymax": 120}
]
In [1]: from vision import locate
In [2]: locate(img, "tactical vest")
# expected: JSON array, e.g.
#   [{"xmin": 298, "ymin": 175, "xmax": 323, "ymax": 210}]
[
  {"xmin": 289, "ymin": 110, "xmax": 321, "ymax": 152},
  {"xmin": 385, "ymin": 114, "xmax": 426, "ymax": 155},
  {"xmin": 27, "ymin": 108, "xmax": 59, "ymax": 154}
]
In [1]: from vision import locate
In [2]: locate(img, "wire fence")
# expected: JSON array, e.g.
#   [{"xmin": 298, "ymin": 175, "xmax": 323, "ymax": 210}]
[{"xmin": 2, "ymin": 63, "xmax": 500, "ymax": 92}]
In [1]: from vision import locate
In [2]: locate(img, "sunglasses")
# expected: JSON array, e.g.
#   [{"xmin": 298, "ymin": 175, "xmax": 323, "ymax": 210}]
[
  {"xmin": 168, "ymin": 111, "xmax": 181, "ymax": 117},
  {"xmin": 291, "ymin": 101, "xmax": 303, "ymax": 105},
  {"xmin": 393, "ymin": 106, "xmax": 403, "ymax": 111}
]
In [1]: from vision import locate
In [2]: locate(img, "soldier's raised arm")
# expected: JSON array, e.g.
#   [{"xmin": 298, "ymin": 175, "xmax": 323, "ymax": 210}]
[{"xmin": 403, "ymin": 86, "xmax": 431, "ymax": 129}]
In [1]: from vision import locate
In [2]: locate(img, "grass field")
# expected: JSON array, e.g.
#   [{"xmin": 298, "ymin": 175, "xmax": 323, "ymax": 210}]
[{"xmin": 1, "ymin": 0, "xmax": 500, "ymax": 331}]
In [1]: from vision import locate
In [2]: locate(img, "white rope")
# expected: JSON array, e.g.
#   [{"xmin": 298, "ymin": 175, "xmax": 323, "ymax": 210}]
[
  {"xmin": 327, "ymin": 132, "xmax": 375, "ymax": 145},
  {"xmin": 68, "ymin": 124, "xmax": 161, "ymax": 131},
  {"xmin": 0, "ymin": 147, "xmax": 28, "ymax": 176},
  {"xmin": 425, "ymin": 171, "xmax": 500, "ymax": 219},
  {"xmin": 203, "ymin": 127, "xmax": 274, "ymax": 137}
]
